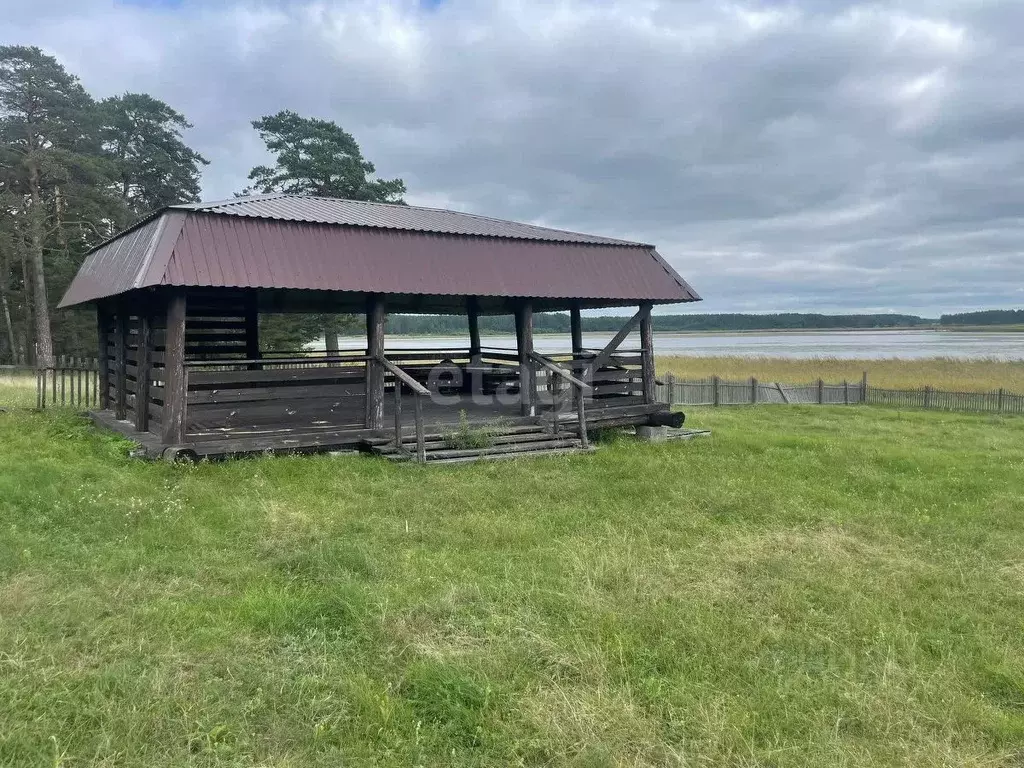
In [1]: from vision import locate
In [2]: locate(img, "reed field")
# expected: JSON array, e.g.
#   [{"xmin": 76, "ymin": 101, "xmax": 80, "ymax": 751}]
[
  {"xmin": 2, "ymin": 405, "xmax": 1024, "ymax": 766},
  {"xmin": 657, "ymin": 355, "xmax": 1024, "ymax": 392}
]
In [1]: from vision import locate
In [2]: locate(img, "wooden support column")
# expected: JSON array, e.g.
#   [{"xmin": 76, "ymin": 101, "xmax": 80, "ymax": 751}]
[
  {"xmin": 113, "ymin": 307, "xmax": 127, "ymax": 420},
  {"xmin": 134, "ymin": 314, "xmax": 152, "ymax": 432},
  {"xmin": 365, "ymin": 294, "xmax": 385, "ymax": 430},
  {"xmin": 162, "ymin": 291, "xmax": 188, "ymax": 445},
  {"xmin": 467, "ymin": 296, "xmax": 481, "ymax": 363},
  {"xmin": 515, "ymin": 301, "xmax": 535, "ymax": 416},
  {"xmin": 570, "ymin": 303, "xmax": 583, "ymax": 357},
  {"xmin": 96, "ymin": 303, "xmax": 111, "ymax": 410},
  {"xmin": 244, "ymin": 291, "xmax": 260, "ymax": 367},
  {"xmin": 639, "ymin": 302, "xmax": 655, "ymax": 404}
]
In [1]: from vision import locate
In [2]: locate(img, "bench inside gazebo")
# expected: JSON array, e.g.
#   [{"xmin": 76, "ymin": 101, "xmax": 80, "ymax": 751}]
[{"xmin": 59, "ymin": 195, "xmax": 700, "ymax": 461}]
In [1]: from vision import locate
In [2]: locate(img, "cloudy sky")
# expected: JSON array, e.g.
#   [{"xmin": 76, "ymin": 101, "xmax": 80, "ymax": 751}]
[{"xmin": 4, "ymin": 0, "xmax": 1023, "ymax": 315}]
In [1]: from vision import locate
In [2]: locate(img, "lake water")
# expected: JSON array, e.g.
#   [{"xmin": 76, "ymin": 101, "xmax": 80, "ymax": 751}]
[{"xmin": 327, "ymin": 330, "xmax": 1024, "ymax": 360}]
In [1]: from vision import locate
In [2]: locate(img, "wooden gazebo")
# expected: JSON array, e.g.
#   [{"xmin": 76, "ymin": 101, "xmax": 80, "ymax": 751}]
[{"xmin": 59, "ymin": 195, "xmax": 700, "ymax": 461}]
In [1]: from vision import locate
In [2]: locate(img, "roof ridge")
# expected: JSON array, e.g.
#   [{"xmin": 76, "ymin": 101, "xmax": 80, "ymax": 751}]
[{"xmin": 194, "ymin": 193, "xmax": 646, "ymax": 247}]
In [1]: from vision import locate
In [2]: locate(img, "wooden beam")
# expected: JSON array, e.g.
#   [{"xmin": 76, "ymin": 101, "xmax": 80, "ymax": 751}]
[
  {"xmin": 467, "ymin": 296, "xmax": 481, "ymax": 363},
  {"xmin": 113, "ymin": 307, "xmax": 127, "ymax": 420},
  {"xmin": 639, "ymin": 303, "xmax": 655, "ymax": 404},
  {"xmin": 162, "ymin": 291, "xmax": 188, "ymax": 445},
  {"xmin": 96, "ymin": 303, "xmax": 111, "ymax": 410},
  {"xmin": 570, "ymin": 303, "xmax": 583, "ymax": 356},
  {"xmin": 365, "ymin": 294, "xmax": 386, "ymax": 430},
  {"xmin": 134, "ymin": 314, "xmax": 152, "ymax": 432},
  {"xmin": 589, "ymin": 307, "xmax": 645, "ymax": 372},
  {"xmin": 515, "ymin": 301, "xmax": 535, "ymax": 416}
]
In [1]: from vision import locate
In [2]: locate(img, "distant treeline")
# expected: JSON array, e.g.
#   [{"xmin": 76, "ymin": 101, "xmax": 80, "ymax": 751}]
[
  {"xmin": 940, "ymin": 310, "xmax": 1024, "ymax": 326},
  {"xmin": 385, "ymin": 312, "xmax": 937, "ymax": 335}
]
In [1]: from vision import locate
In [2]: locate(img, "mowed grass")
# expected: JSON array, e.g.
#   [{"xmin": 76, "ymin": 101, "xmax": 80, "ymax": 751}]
[
  {"xmin": 657, "ymin": 355, "xmax": 1024, "ymax": 392},
  {"xmin": 2, "ymin": 406, "xmax": 1024, "ymax": 767},
  {"xmin": 0, "ymin": 372, "xmax": 36, "ymax": 409}
]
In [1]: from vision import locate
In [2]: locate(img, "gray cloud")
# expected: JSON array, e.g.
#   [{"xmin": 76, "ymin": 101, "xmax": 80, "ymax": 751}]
[{"xmin": 2, "ymin": 0, "xmax": 1022, "ymax": 315}]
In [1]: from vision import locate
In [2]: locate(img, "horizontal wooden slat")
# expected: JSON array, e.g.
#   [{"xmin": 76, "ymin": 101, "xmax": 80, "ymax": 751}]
[
  {"xmin": 188, "ymin": 382, "xmax": 366, "ymax": 405},
  {"xmin": 188, "ymin": 396, "xmax": 367, "ymax": 426},
  {"xmin": 189, "ymin": 366, "xmax": 366, "ymax": 387}
]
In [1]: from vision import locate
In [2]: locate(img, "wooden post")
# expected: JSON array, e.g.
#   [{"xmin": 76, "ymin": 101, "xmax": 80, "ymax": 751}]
[
  {"xmin": 365, "ymin": 294, "xmax": 385, "ymax": 430},
  {"xmin": 924, "ymin": 386, "xmax": 932, "ymax": 409},
  {"xmin": 577, "ymin": 389, "xmax": 589, "ymax": 450},
  {"xmin": 60, "ymin": 355, "xmax": 66, "ymax": 406},
  {"xmin": 712, "ymin": 375, "xmax": 720, "ymax": 407},
  {"xmin": 36, "ymin": 367, "xmax": 43, "ymax": 410},
  {"xmin": 113, "ymin": 313, "xmax": 127, "ymax": 419},
  {"xmin": 162, "ymin": 291, "xmax": 188, "ymax": 445},
  {"xmin": 817, "ymin": 378, "xmax": 824, "ymax": 405},
  {"xmin": 666, "ymin": 372, "xmax": 676, "ymax": 406},
  {"xmin": 570, "ymin": 303, "xmax": 584, "ymax": 357},
  {"xmin": 393, "ymin": 379, "xmax": 403, "ymax": 452},
  {"xmin": 515, "ymin": 301, "xmax": 535, "ymax": 417},
  {"xmin": 134, "ymin": 314, "xmax": 152, "ymax": 432},
  {"xmin": 244, "ymin": 291, "xmax": 260, "ymax": 369},
  {"xmin": 861, "ymin": 370, "xmax": 868, "ymax": 404},
  {"xmin": 96, "ymin": 305, "xmax": 111, "ymax": 410},
  {"xmin": 467, "ymin": 296, "xmax": 481, "ymax": 364},
  {"xmin": 843, "ymin": 380, "xmax": 849, "ymax": 405},
  {"xmin": 639, "ymin": 303, "xmax": 655, "ymax": 405},
  {"xmin": 414, "ymin": 394, "xmax": 426, "ymax": 462},
  {"xmin": 998, "ymin": 388, "xmax": 1004, "ymax": 412},
  {"xmin": 751, "ymin": 376, "xmax": 758, "ymax": 404}
]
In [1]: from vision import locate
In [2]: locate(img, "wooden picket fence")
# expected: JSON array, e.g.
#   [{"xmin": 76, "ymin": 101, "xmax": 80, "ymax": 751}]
[
  {"xmin": 656, "ymin": 374, "xmax": 1024, "ymax": 415},
  {"xmin": 28, "ymin": 358, "xmax": 101, "ymax": 410}
]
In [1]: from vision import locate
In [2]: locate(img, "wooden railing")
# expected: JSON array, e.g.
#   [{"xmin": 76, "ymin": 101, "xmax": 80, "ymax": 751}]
[
  {"xmin": 377, "ymin": 355, "xmax": 429, "ymax": 462},
  {"xmin": 529, "ymin": 351, "xmax": 592, "ymax": 449}
]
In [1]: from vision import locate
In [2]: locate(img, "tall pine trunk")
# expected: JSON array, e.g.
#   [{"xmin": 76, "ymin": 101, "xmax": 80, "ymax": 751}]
[{"xmin": 26, "ymin": 158, "xmax": 55, "ymax": 368}]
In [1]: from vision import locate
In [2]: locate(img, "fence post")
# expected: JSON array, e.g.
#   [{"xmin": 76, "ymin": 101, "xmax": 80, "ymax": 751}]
[
  {"xmin": 843, "ymin": 380, "xmax": 849, "ymax": 405},
  {"xmin": 817, "ymin": 378, "xmax": 824, "ymax": 405},
  {"xmin": 60, "ymin": 355, "xmax": 66, "ymax": 406},
  {"xmin": 666, "ymin": 373, "xmax": 675, "ymax": 406},
  {"xmin": 861, "ymin": 371, "xmax": 868, "ymax": 404},
  {"xmin": 998, "ymin": 388, "xmax": 1004, "ymax": 412},
  {"xmin": 751, "ymin": 376, "xmax": 758, "ymax": 404},
  {"xmin": 36, "ymin": 368, "xmax": 43, "ymax": 410},
  {"xmin": 712, "ymin": 375, "xmax": 720, "ymax": 407},
  {"xmin": 924, "ymin": 386, "xmax": 932, "ymax": 409}
]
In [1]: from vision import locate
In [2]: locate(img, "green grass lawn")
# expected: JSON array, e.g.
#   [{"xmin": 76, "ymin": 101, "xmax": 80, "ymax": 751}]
[{"xmin": 2, "ymin": 405, "xmax": 1024, "ymax": 767}]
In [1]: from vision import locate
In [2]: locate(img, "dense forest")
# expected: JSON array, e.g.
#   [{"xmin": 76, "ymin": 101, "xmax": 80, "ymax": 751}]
[
  {"xmin": 0, "ymin": 45, "xmax": 1019, "ymax": 364},
  {"xmin": 0, "ymin": 47, "xmax": 401, "ymax": 364},
  {"xmin": 940, "ymin": 309, "xmax": 1024, "ymax": 326},
  {"xmin": 385, "ymin": 312, "xmax": 935, "ymax": 335}
]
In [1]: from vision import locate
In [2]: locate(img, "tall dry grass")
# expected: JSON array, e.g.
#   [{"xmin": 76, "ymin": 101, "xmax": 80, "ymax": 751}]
[{"xmin": 656, "ymin": 355, "xmax": 1024, "ymax": 392}]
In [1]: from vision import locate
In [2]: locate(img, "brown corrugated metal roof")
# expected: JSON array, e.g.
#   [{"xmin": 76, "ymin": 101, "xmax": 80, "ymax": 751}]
[
  {"xmin": 171, "ymin": 194, "xmax": 646, "ymax": 246},
  {"xmin": 59, "ymin": 196, "xmax": 699, "ymax": 309}
]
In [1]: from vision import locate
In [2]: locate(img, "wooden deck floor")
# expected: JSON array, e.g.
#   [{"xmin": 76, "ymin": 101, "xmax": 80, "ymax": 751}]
[{"xmin": 91, "ymin": 394, "xmax": 665, "ymax": 459}]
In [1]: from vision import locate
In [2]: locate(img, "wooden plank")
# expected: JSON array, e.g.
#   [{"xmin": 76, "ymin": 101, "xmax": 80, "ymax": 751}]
[
  {"xmin": 135, "ymin": 314, "xmax": 152, "ymax": 432},
  {"xmin": 188, "ymin": 396, "xmax": 367, "ymax": 425},
  {"xmin": 589, "ymin": 308, "xmax": 644, "ymax": 373},
  {"xmin": 377, "ymin": 356, "xmax": 430, "ymax": 396},
  {"xmin": 365, "ymin": 294, "xmax": 385, "ymax": 430},
  {"xmin": 188, "ymin": 382, "xmax": 366, "ymax": 405},
  {"xmin": 162, "ymin": 291, "xmax": 188, "ymax": 445},
  {"xmin": 189, "ymin": 366, "xmax": 365, "ymax": 387}
]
